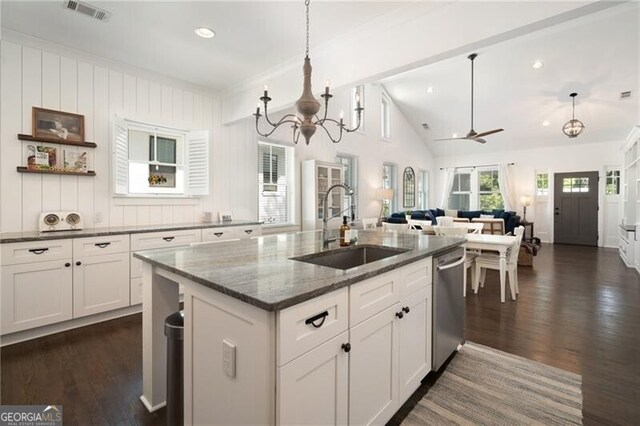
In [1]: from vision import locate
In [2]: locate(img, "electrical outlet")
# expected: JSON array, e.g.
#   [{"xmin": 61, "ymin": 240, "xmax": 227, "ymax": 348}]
[
  {"xmin": 94, "ymin": 212, "xmax": 102, "ymax": 223},
  {"xmin": 222, "ymin": 339, "xmax": 236, "ymax": 378}
]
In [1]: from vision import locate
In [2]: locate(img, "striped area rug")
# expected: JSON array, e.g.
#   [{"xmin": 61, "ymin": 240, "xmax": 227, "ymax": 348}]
[{"xmin": 403, "ymin": 342, "xmax": 582, "ymax": 425}]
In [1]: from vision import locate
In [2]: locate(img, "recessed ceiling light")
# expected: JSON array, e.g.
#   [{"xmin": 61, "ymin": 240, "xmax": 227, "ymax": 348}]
[
  {"xmin": 542, "ymin": 120, "xmax": 550, "ymax": 127},
  {"xmin": 195, "ymin": 27, "xmax": 215, "ymax": 39},
  {"xmin": 452, "ymin": 133, "xmax": 458, "ymax": 138},
  {"xmin": 532, "ymin": 60, "xmax": 544, "ymax": 70},
  {"xmin": 427, "ymin": 86, "xmax": 434, "ymax": 93}
]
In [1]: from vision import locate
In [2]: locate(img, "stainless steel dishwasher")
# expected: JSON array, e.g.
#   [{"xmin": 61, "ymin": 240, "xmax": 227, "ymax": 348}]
[{"xmin": 432, "ymin": 247, "xmax": 465, "ymax": 371}]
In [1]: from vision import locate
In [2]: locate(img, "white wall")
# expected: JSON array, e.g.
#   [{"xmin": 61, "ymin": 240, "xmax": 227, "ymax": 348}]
[
  {"xmin": 0, "ymin": 35, "xmax": 220, "ymax": 233},
  {"xmin": 434, "ymin": 140, "xmax": 623, "ymax": 246},
  {"xmin": 220, "ymin": 83, "xmax": 436, "ymax": 231}
]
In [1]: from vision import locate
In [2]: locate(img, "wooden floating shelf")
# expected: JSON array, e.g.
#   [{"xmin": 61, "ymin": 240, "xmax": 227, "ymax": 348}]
[
  {"xmin": 17, "ymin": 167, "xmax": 96, "ymax": 177},
  {"xmin": 17, "ymin": 134, "xmax": 97, "ymax": 148}
]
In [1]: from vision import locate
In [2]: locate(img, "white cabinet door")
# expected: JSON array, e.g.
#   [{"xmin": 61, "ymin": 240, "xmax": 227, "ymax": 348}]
[
  {"xmin": 1, "ymin": 259, "xmax": 73, "ymax": 334},
  {"xmin": 278, "ymin": 331, "xmax": 349, "ymax": 426},
  {"xmin": 398, "ymin": 286, "xmax": 432, "ymax": 402},
  {"xmin": 349, "ymin": 304, "xmax": 400, "ymax": 426},
  {"xmin": 73, "ymin": 253, "xmax": 130, "ymax": 318}
]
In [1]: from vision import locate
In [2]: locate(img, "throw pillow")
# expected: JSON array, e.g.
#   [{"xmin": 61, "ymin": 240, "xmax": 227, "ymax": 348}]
[
  {"xmin": 445, "ymin": 209, "xmax": 458, "ymax": 217},
  {"xmin": 480, "ymin": 214, "xmax": 494, "ymax": 218}
]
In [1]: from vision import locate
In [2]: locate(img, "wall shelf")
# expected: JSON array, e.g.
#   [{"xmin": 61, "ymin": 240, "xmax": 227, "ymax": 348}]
[
  {"xmin": 17, "ymin": 167, "xmax": 96, "ymax": 177},
  {"xmin": 17, "ymin": 134, "xmax": 97, "ymax": 148}
]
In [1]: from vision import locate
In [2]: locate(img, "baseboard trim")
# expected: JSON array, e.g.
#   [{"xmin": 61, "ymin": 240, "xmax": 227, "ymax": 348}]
[
  {"xmin": 140, "ymin": 395, "xmax": 166, "ymax": 413},
  {"xmin": 1, "ymin": 304, "xmax": 142, "ymax": 347}
]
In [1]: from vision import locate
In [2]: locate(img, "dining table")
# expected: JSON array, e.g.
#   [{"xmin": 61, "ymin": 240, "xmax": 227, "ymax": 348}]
[{"xmin": 464, "ymin": 233, "xmax": 518, "ymax": 303}]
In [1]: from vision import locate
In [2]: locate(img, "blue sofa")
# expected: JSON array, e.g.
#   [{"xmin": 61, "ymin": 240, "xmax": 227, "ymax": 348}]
[{"xmin": 387, "ymin": 208, "xmax": 521, "ymax": 234}]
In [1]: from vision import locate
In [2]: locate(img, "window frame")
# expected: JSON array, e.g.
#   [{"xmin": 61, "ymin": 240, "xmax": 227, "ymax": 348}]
[
  {"xmin": 449, "ymin": 171, "xmax": 472, "ymax": 211},
  {"xmin": 258, "ymin": 140, "xmax": 295, "ymax": 227},
  {"xmin": 477, "ymin": 168, "xmax": 504, "ymax": 210},
  {"xmin": 605, "ymin": 169, "xmax": 621, "ymax": 196},
  {"xmin": 336, "ymin": 153, "xmax": 359, "ymax": 219},
  {"xmin": 382, "ymin": 162, "xmax": 398, "ymax": 214},
  {"xmin": 417, "ymin": 169, "xmax": 429, "ymax": 210},
  {"xmin": 536, "ymin": 171, "xmax": 550, "ymax": 198}
]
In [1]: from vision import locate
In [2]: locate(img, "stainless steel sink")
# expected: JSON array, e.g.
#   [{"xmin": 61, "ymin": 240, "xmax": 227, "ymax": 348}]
[{"xmin": 291, "ymin": 245, "xmax": 409, "ymax": 270}]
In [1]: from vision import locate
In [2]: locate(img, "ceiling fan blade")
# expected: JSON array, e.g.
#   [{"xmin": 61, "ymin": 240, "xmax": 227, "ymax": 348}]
[
  {"xmin": 473, "ymin": 128, "xmax": 504, "ymax": 138},
  {"xmin": 433, "ymin": 137, "xmax": 464, "ymax": 142},
  {"xmin": 472, "ymin": 138, "xmax": 487, "ymax": 144}
]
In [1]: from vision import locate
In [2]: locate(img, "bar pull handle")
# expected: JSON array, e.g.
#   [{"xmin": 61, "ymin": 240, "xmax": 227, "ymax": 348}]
[
  {"xmin": 214, "ymin": 232, "xmax": 223, "ymax": 237},
  {"xmin": 95, "ymin": 242, "xmax": 111, "ymax": 248},
  {"xmin": 163, "ymin": 237, "xmax": 175, "ymax": 242},
  {"xmin": 305, "ymin": 311, "xmax": 329, "ymax": 328},
  {"xmin": 28, "ymin": 248, "xmax": 49, "ymax": 254}
]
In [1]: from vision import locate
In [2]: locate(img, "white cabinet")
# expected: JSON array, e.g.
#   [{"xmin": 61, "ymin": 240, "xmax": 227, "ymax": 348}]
[
  {"xmin": 73, "ymin": 252, "xmax": 130, "ymax": 318},
  {"xmin": 349, "ymin": 304, "xmax": 400, "ymax": 426},
  {"xmin": 277, "ymin": 332, "xmax": 349, "ymax": 426},
  {"xmin": 301, "ymin": 159, "xmax": 345, "ymax": 231},
  {"xmin": 1, "ymin": 259, "xmax": 73, "ymax": 334},
  {"xmin": 398, "ymin": 286, "xmax": 432, "ymax": 402}
]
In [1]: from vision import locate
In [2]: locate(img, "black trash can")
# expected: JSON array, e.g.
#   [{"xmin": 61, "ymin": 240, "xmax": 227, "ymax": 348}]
[{"xmin": 165, "ymin": 310, "xmax": 184, "ymax": 426}]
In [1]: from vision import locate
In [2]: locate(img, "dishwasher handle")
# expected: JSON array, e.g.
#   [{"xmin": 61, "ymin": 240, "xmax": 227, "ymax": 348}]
[{"xmin": 436, "ymin": 252, "xmax": 466, "ymax": 271}]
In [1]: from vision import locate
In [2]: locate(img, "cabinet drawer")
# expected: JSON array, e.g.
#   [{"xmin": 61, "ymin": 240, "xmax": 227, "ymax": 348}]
[
  {"xmin": 1, "ymin": 239, "xmax": 72, "ymax": 266},
  {"xmin": 400, "ymin": 257, "xmax": 432, "ymax": 298},
  {"xmin": 278, "ymin": 288, "xmax": 348, "ymax": 366},
  {"xmin": 73, "ymin": 234, "xmax": 130, "ymax": 257},
  {"xmin": 202, "ymin": 228, "xmax": 237, "ymax": 242},
  {"xmin": 235, "ymin": 226, "xmax": 262, "ymax": 239},
  {"xmin": 350, "ymin": 269, "xmax": 401, "ymax": 327},
  {"xmin": 131, "ymin": 229, "xmax": 201, "ymax": 251}
]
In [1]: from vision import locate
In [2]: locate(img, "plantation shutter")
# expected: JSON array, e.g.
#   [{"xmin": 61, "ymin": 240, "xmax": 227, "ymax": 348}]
[
  {"xmin": 186, "ymin": 130, "xmax": 209, "ymax": 196},
  {"xmin": 112, "ymin": 116, "xmax": 129, "ymax": 195},
  {"xmin": 258, "ymin": 142, "xmax": 288, "ymax": 224}
]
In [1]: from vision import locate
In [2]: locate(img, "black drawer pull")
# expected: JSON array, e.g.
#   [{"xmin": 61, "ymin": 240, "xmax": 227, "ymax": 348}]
[
  {"xmin": 214, "ymin": 232, "xmax": 223, "ymax": 237},
  {"xmin": 341, "ymin": 343, "xmax": 351, "ymax": 353},
  {"xmin": 29, "ymin": 248, "xmax": 49, "ymax": 254},
  {"xmin": 95, "ymin": 242, "xmax": 111, "ymax": 248},
  {"xmin": 76, "ymin": 261, "xmax": 82, "ymax": 266},
  {"xmin": 402, "ymin": 306, "xmax": 410, "ymax": 314},
  {"xmin": 65, "ymin": 263, "xmax": 71, "ymax": 267},
  {"xmin": 244, "ymin": 230, "xmax": 253, "ymax": 234},
  {"xmin": 305, "ymin": 311, "xmax": 329, "ymax": 328},
  {"xmin": 395, "ymin": 311, "xmax": 404, "ymax": 319},
  {"xmin": 162, "ymin": 237, "xmax": 175, "ymax": 242}
]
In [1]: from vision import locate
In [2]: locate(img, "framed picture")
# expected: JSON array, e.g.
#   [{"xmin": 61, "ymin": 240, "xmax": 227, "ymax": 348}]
[{"xmin": 32, "ymin": 107, "xmax": 85, "ymax": 142}]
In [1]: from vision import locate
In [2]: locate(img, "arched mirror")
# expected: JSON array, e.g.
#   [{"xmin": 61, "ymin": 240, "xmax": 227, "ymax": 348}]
[{"xmin": 403, "ymin": 167, "xmax": 415, "ymax": 208}]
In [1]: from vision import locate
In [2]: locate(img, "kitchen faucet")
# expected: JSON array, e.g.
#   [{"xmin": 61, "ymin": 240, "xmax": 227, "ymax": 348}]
[{"xmin": 322, "ymin": 183, "xmax": 354, "ymax": 247}]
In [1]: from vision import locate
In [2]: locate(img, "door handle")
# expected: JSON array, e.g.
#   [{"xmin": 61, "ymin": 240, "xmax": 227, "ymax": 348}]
[{"xmin": 436, "ymin": 253, "xmax": 466, "ymax": 271}]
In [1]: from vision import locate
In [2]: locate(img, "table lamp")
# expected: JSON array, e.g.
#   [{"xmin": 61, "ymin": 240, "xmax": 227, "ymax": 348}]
[
  {"xmin": 520, "ymin": 195, "xmax": 531, "ymax": 221},
  {"xmin": 377, "ymin": 188, "xmax": 394, "ymax": 224}
]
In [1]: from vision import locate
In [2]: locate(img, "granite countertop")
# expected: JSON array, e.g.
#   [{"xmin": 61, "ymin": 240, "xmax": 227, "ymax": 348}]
[
  {"xmin": 134, "ymin": 231, "xmax": 464, "ymax": 311},
  {"xmin": 620, "ymin": 224, "xmax": 636, "ymax": 232},
  {"xmin": 0, "ymin": 220, "xmax": 263, "ymax": 244}
]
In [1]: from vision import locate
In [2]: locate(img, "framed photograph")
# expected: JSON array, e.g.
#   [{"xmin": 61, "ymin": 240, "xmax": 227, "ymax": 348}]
[{"xmin": 32, "ymin": 107, "xmax": 85, "ymax": 142}]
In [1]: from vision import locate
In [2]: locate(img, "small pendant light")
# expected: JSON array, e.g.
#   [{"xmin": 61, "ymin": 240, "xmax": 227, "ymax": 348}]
[{"xmin": 562, "ymin": 92, "xmax": 585, "ymax": 138}]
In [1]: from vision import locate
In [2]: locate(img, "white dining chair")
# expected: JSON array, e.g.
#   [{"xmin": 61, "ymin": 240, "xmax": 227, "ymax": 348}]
[
  {"xmin": 435, "ymin": 216, "xmax": 455, "ymax": 227},
  {"xmin": 433, "ymin": 226, "xmax": 477, "ymax": 297},
  {"xmin": 474, "ymin": 226, "xmax": 524, "ymax": 300},
  {"xmin": 362, "ymin": 218, "xmax": 378, "ymax": 229},
  {"xmin": 382, "ymin": 222, "xmax": 410, "ymax": 233},
  {"xmin": 453, "ymin": 222, "xmax": 484, "ymax": 234}
]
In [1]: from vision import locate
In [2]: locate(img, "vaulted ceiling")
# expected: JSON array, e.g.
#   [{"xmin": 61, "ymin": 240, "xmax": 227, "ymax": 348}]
[{"xmin": 381, "ymin": 3, "xmax": 639, "ymax": 156}]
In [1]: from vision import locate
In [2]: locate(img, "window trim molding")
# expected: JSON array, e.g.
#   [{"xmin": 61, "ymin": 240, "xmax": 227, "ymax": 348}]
[
  {"xmin": 380, "ymin": 91, "xmax": 391, "ymax": 141},
  {"xmin": 257, "ymin": 140, "xmax": 295, "ymax": 226}
]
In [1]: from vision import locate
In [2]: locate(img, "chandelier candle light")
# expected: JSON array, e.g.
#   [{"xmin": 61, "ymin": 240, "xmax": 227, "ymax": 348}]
[
  {"xmin": 562, "ymin": 92, "xmax": 585, "ymax": 138},
  {"xmin": 253, "ymin": 0, "xmax": 364, "ymax": 145}
]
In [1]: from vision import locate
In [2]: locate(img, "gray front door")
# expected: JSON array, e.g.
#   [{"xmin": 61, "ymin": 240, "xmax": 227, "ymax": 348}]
[{"xmin": 554, "ymin": 171, "xmax": 599, "ymax": 246}]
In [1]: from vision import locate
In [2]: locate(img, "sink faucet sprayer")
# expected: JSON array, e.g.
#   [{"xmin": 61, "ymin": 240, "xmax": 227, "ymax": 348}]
[{"xmin": 322, "ymin": 183, "xmax": 354, "ymax": 247}]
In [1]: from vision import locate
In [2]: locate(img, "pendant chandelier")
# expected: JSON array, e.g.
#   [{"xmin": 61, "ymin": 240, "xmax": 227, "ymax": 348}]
[
  {"xmin": 253, "ymin": 0, "xmax": 364, "ymax": 145},
  {"xmin": 562, "ymin": 92, "xmax": 585, "ymax": 138}
]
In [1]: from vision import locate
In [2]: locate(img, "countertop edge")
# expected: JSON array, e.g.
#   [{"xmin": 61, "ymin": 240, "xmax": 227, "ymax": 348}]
[
  {"xmin": 133, "ymin": 240, "xmax": 464, "ymax": 312},
  {"xmin": 0, "ymin": 221, "xmax": 264, "ymax": 244}
]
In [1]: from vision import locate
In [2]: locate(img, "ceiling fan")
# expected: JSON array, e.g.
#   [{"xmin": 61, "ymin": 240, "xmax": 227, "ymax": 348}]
[{"xmin": 435, "ymin": 53, "xmax": 503, "ymax": 144}]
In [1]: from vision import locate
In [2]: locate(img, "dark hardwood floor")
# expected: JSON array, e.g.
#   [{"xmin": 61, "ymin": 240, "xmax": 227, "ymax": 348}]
[{"xmin": 2, "ymin": 244, "xmax": 639, "ymax": 425}]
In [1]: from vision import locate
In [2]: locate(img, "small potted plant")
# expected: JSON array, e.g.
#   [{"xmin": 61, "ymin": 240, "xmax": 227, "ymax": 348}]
[{"xmin": 405, "ymin": 210, "xmax": 412, "ymax": 222}]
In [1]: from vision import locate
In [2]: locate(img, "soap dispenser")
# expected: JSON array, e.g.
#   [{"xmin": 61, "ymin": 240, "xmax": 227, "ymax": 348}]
[{"xmin": 340, "ymin": 216, "xmax": 351, "ymax": 246}]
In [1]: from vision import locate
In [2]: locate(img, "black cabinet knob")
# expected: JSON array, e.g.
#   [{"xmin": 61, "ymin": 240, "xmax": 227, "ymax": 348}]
[
  {"xmin": 341, "ymin": 343, "xmax": 351, "ymax": 353},
  {"xmin": 402, "ymin": 306, "xmax": 410, "ymax": 314},
  {"xmin": 76, "ymin": 261, "xmax": 82, "ymax": 266},
  {"xmin": 64, "ymin": 263, "xmax": 71, "ymax": 267},
  {"xmin": 395, "ymin": 311, "xmax": 404, "ymax": 319}
]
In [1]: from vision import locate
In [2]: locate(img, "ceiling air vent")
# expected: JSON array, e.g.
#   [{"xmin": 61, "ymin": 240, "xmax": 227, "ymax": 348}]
[
  {"xmin": 65, "ymin": 0, "xmax": 111, "ymax": 22},
  {"xmin": 421, "ymin": 123, "xmax": 430, "ymax": 130},
  {"xmin": 620, "ymin": 91, "xmax": 631, "ymax": 100}
]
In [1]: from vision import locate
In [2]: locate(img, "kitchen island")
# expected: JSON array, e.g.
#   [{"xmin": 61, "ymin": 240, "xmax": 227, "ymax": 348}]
[{"xmin": 134, "ymin": 230, "xmax": 464, "ymax": 425}]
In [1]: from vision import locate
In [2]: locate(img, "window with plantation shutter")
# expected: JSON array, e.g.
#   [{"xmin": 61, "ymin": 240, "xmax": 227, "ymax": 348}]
[{"xmin": 258, "ymin": 142, "xmax": 292, "ymax": 225}]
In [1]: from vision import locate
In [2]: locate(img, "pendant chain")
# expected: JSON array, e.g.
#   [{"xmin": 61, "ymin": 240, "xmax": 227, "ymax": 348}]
[{"xmin": 305, "ymin": 0, "xmax": 310, "ymax": 58}]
